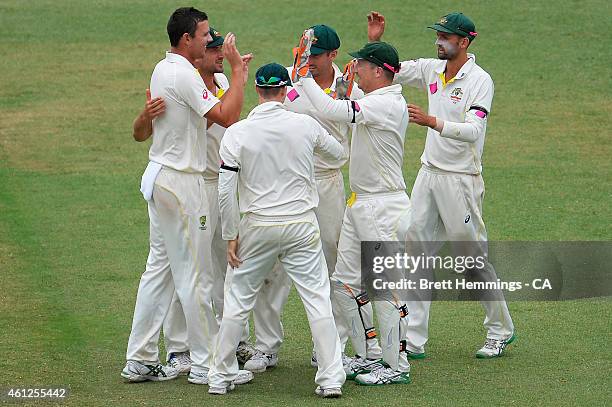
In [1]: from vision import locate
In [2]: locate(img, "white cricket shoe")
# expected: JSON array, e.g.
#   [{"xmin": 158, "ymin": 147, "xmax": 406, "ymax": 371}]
[
  {"xmin": 166, "ymin": 351, "xmax": 191, "ymax": 375},
  {"xmin": 209, "ymin": 383, "xmax": 235, "ymax": 395},
  {"xmin": 244, "ymin": 351, "xmax": 278, "ymax": 373},
  {"xmin": 237, "ymin": 341, "xmax": 258, "ymax": 364},
  {"xmin": 344, "ymin": 356, "xmax": 384, "ymax": 380},
  {"xmin": 315, "ymin": 386, "xmax": 342, "ymax": 398},
  {"xmin": 121, "ymin": 360, "xmax": 179, "ymax": 382},
  {"xmin": 476, "ymin": 333, "xmax": 516, "ymax": 358},
  {"xmin": 188, "ymin": 368, "xmax": 254, "ymax": 385},
  {"xmin": 355, "ymin": 366, "xmax": 411, "ymax": 386}
]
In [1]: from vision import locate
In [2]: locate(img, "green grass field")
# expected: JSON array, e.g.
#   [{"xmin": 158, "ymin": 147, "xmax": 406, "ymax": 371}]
[{"xmin": 1, "ymin": 0, "xmax": 610, "ymax": 406}]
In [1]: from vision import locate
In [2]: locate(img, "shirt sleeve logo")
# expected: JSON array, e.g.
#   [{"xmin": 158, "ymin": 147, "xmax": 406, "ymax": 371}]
[
  {"xmin": 202, "ymin": 89, "xmax": 209, "ymax": 100},
  {"xmin": 287, "ymin": 88, "xmax": 300, "ymax": 102}
]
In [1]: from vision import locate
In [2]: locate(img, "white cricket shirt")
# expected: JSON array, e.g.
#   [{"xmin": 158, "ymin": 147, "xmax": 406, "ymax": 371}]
[
  {"xmin": 299, "ymin": 79, "xmax": 409, "ymax": 194},
  {"xmin": 394, "ymin": 54, "xmax": 494, "ymax": 174},
  {"xmin": 203, "ymin": 72, "xmax": 229, "ymax": 181},
  {"xmin": 218, "ymin": 102, "xmax": 346, "ymax": 239},
  {"xmin": 149, "ymin": 52, "xmax": 220, "ymax": 173},
  {"xmin": 285, "ymin": 64, "xmax": 364, "ymax": 175}
]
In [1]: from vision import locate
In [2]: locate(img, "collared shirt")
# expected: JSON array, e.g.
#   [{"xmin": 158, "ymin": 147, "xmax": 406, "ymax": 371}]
[
  {"xmin": 394, "ymin": 54, "xmax": 494, "ymax": 174},
  {"xmin": 299, "ymin": 79, "xmax": 409, "ymax": 195},
  {"xmin": 219, "ymin": 102, "xmax": 346, "ymax": 229},
  {"xmin": 149, "ymin": 52, "xmax": 220, "ymax": 173},
  {"xmin": 285, "ymin": 64, "xmax": 364, "ymax": 174},
  {"xmin": 204, "ymin": 72, "xmax": 230, "ymax": 181}
]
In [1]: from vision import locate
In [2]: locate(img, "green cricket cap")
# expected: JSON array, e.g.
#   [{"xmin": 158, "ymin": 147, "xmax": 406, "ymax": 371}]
[
  {"xmin": 310, "ymin": 24, "xmax": 341, "ymax": 55},
  {"xmin": 348, "ymin": 41, "xmax": 400, "ymax": 73},
  {"xmin": 255, "ymin": 63, "xmax": 292, "ymax": 87},
  {"xmin": 428, "ymin": 12, "xmax": 478, "ymax": 41},
  {"xmin": 207, "ymin": 27, "xmax": 224, "ymax": 48}
]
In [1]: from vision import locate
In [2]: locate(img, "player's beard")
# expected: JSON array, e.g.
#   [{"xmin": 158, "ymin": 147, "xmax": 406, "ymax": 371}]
[{"xmin": 435, "ymin": 39, "xmax": 459, "ymax": 60}]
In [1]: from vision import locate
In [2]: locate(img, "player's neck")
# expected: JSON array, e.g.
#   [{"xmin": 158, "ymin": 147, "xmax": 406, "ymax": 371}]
[
  {"xmin": 314, "ymin": 67, "xmax": 335, "ymax": 90},
  {"xmin": 445, "ymin": 54, "xmax": 469, "ymax": 81},
  {"xmin": 170, "ymin": 47, "xmax": 194, "ymax": 65}
]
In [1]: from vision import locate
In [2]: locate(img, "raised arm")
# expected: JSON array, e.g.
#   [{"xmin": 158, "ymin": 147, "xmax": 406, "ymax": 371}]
[
  {"xmin": 367, "ymin": 11, "xmax": 386, "ymax": 42},
  {"xmin": 298, "ymin": 77, "xmax": 361, "ymax": 124},
  {"xmin": 204, "ymin": 33, "xmax": 250, "ymax": 128}
]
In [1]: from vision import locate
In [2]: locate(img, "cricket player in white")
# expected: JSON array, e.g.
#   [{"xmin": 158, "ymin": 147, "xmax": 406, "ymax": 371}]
[
  {"xmin": 297, "ymin": 41, "xmax": 412, "ymax": 385},
  {"xmin": 208, "ymin": 63, "xmax": 346, "ymax": 398},
  {"xmin": 368, "ymin": 11, "xmax": 515, "ymax": 358},
  {"xmin": 150, "ymin": 28, "xmax": 257, "ymax": 375},
  {"xmin": 242, "ymin": 24, "xmax": 380, "ymax": 373},
  {"xmin": 122, "ymin": 8, "xmax": 250, "ymax": 384},
  {"xmin": 133, "ymin": 28, "xmax": 274, "ymax": 375}
]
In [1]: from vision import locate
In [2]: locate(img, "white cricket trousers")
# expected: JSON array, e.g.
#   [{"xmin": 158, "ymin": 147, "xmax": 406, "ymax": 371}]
[
  {"xmin": 162, "ymin": 179, "xmax": 249, "ymax": 355},
  {"xmin": 208, "ymin": 211, "xmax": 346, "ymax": 389},
  {"xmin": 404, "ymin": 165, "xmax": 514, "ymax": 353},
  {"xmin": 245, "ymin": 169, "xmax": 349, "ymax": 355},
  {"xmin": 125, "ymin": 168, "xmax": 215, "ymax": 373},
  {"xmin": 331, "ymin": 191, "xmax": 412, "ymax": 372}
]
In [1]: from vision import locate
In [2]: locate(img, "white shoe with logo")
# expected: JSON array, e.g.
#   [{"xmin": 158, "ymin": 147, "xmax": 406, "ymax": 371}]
[
  {"xmin": 166, "ymin": 351, "xmax": 191, "ymax": 375},
  {"xmin": 244, "ymin": 351, "xmax": 278, "ymax": 373},
  {"xmin": 476, "ymin": 333, "xmax": 516, "ymax": 358},
  {"xmin": 121, "ymin": 360, "xmax": 179, "ymax": 382}
]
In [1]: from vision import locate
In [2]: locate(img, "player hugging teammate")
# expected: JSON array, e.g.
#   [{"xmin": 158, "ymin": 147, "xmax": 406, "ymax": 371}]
[{"xmin": 122, "ymin": 6, "xmax": 515, "ymax": 399}]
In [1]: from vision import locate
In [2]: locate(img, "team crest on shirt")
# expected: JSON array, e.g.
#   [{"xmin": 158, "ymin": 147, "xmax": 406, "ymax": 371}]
[
  {"xmin": 202, "ymin": 89, "xmax": 209, "ymax": 100},
  {"xmin": 450, "ymin": 87, "xmax": 463, "ymax": 104},
  {"xmin": 199, "ymin": 215, "xmax": 207, "ymax": 230}
]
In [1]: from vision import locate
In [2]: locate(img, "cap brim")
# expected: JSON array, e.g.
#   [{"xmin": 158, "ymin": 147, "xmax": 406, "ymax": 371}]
[
  {"xmin": 427, "ymin": 24, "xmax": 456, "ymax": 34},
  {"xmin": 348, "ymin": 50, "xmax": 363, "ymax": 59},
  {"xmin": 207, "ymin": 40, "xmax": 223, "ymax": 48},
  {"xmin": 310, "ymin": 46, "xmax": 330, "ymax": 55}
]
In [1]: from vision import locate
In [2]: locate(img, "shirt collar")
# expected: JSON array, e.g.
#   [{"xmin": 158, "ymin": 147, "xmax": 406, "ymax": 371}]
[
  {"xmin": 165, "ymin": 52, "xmax": 196, "ymax": 70},
  {"xmin": 367, "ymin": 83, "xmax": 403, "ymax": 96},
  {"xmin": 434, "ymin": 53, "xmax": 477, "ymax": 80},
  {"xmin": 247, "ymin": 101, "xmax": 286, "ymax": 118}
]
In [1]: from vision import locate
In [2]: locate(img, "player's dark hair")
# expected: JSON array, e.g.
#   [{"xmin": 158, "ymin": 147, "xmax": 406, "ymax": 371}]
[
  {"xmin": 167, "ymin": 7, "xmax": 208, "ymax": 47},
  {"xmin": 257, "ymin": 87, "xmax": 284, "ymax": 99},
  {"xmin": 382, "ymin": 69, "xmax": 395, "ymax": 82}
]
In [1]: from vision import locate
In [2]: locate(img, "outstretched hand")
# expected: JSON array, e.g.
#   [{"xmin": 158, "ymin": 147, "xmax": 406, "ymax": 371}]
[
  {"xmin": 241, "ymin": 53, "xmax": 254, "ymax": 84},
  {"xmin": 222, "ymin": 33, "xmax": 243, "ymax": 69},
  {"xmin": 367, "ymin": 11, "xmax": 386, "ymax": 42}
]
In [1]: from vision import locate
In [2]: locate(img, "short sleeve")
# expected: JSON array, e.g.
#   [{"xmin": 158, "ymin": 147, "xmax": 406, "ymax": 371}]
[{"xmin": 175, "ymin": 67, "xmax": 220, "ymax": 117}]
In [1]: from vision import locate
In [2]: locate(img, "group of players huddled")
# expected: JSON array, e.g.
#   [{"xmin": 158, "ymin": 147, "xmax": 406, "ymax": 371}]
[{"xmin": 121, "ymin": 6, "xmax": 515, "ymax": 398}]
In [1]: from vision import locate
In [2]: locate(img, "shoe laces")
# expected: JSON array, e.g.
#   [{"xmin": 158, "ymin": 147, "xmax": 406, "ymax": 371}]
[
  {"xmin": 484, "ymin": 338, "xmax": 502, "ymax": 350},
  {"xmin": 370, "ymin": 366, "xmax": 394, "ymax": 380},
  {"xmin": 250, "ymin": 350, "xmax": 268, "ymax": 362}
]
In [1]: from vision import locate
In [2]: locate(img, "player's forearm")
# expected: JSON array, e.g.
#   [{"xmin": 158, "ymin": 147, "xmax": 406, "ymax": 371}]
[
  {"xmin": 218, "ymin": 168, "xmax": 240, "ymax": 240},
  {"xmin": 434, "ymin": 118, "xmax": 482, "ymax": 143},
  {"xmin": 132, "ymin": 111, "xmax": 153, "ymax": 142},
  {"xmin": 299, "ymin": 78, "xmax": 353, "ymax": 123},
  {"xmin": 213, "ymin": 67, "xmax": 245, "ymax": 127},
  {"xmin": 316, "ymin": 131, "xmax": 347, "ymax": 162}
]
